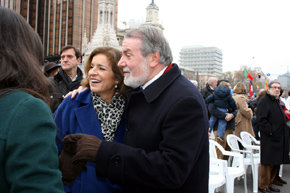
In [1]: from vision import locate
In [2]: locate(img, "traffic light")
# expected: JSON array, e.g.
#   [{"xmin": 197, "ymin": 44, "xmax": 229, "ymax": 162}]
[{"xmin": 258, "ymin": 73, "xmax": 261, "ymax": 78}]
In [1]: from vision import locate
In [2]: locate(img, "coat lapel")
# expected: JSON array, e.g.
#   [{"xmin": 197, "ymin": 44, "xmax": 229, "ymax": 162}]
[{"xmin": 74, "ymin": 90, "xmax": 104, "ymax": 140}]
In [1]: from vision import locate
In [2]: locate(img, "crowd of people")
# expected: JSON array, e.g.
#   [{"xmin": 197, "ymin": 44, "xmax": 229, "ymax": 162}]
[
  {"xmin": 1, "ymin": 7, "xmax": 209, "ymax": 193},
  {"xmin": 1, "ymin": 7, "xmax": 289, "ymax": 193},
  {"xmin": 202, "ymin": 76, "xmax": 290, "ymax": 193}
]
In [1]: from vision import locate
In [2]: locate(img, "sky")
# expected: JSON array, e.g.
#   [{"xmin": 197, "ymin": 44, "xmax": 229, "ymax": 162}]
[{"xmin": 117, "ymin": 0, "xmax": 290, "ymax": 79}]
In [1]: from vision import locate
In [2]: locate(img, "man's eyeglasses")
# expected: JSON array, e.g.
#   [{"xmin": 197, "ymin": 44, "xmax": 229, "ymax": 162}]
[{"xmin": 270, "ymin": 86, "xmax": 281, "ymax": 90}]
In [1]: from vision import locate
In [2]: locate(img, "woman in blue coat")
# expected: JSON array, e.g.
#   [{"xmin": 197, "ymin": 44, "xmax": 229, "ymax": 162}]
[{"xmin": 54, "ymin": 47, "xmax": 127, "ymax": 193}]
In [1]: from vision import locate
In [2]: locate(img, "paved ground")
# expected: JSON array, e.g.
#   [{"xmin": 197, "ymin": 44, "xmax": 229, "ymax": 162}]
[{"xmin": 234, "ymin": 161, "xmax": 290, "ymax": 193}]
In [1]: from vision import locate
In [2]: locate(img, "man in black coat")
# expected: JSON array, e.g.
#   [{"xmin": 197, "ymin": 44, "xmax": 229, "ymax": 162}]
[
  {"xmin": 257, "ymin": 81, "xmax": 290, "ymax": 193},
  {"xmin": 59, "ymin": 26, "xmax": 209, "ymax": 193},
  {"xmin": 201, "ymin": 77, "xmax": 218, "ymax": 100},
  {"xmin": 201, "ymin": 77, "xmax": 218, "ymax": 119},
  {"xmin": 49, "ymin": 45, "xmax": 83, "ymax": 113}
]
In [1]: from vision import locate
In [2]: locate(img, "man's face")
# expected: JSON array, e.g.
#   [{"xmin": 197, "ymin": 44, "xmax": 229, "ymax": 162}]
[
  {"xmin": 60, "ymin": 48, "xmax": 80, "ymax": 72},
  {"xmin": 212, "ymin": 79, "xmax": 218, "ymax": 89},
  {"xmin": 210, "ymin": 78, "xmax": 218, "ymax": 89},
  {"xmin": 269, "ymin": 83, "xmax": 281, "ymax": 99},
  {"xmin": 118, "ymin": 37, "xmax": 150, "ymax": 88}
]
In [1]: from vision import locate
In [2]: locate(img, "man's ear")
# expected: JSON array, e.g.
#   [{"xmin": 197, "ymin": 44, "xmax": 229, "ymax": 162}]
[
  {"xmin": 148, "ymin": 52, "xmax": 160, "ymax": 68},
  {"xmin": 77, "ymin": 57, "xmax": 82, "ymax": 64}
]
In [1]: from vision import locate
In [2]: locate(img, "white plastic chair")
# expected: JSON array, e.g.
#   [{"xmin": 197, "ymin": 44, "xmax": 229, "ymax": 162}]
[
  {"xmin": 209, "ymin": 139, "xmax": 247, "ymax": 193},
  {"xmin": 209, "ymin": 158, "xmax": 227, "ymax": 193},
  {"xmin": 244, "ymin": 131, "xmax": 284, "ymax": 178},
  {"xmin": 279, "ymin": 165, "xmax": 283, "ymax": 177},
  {"xmin": 240, "ymin": 131, "xmax": 260, "ymax": 146},
  {"xmin": 227, "ymin": 134, "xmax": 260, "ymax": 193},
  {"xmin": 242, "ymin": 131, "xmax": 284, "ymax": 178},
  {"xmin": 209, "ymin": 139, "xmax": 227, "ymax": 192}
]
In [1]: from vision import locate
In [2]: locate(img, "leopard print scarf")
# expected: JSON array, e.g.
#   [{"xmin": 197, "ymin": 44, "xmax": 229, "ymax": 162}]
[{"xmin": 92, "ymin": 92, "xmax": 125, "ymax": 141}]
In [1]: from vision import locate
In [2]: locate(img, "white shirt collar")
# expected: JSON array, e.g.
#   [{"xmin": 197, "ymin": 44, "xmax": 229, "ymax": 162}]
[
  {"xmin": 71, "ymin": 74, "xmax": 78, "ymax": 81},
  {"xmin": 141, "ymin": 66, "xmax": 167, "ymax": 90}
]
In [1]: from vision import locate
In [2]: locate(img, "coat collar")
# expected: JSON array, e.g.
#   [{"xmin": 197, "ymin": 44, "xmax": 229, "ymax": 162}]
[
  {"xmin": 71, "ymin": 89, "xmax": 105, "ymax": 139},
  {"xmin": 54, "ymin": 67, "xmax": 83, "ymax": 83},
  {"xmin": 74, "ymin": 88, "xmax": 92, "ymax": 104},
  {"xmin": 266, "ymin": 92, "xmax": 279, "ymax": 101},
  {"xmin": 127, "ymin": 63, "xmax": 181, "ymax": 103}
]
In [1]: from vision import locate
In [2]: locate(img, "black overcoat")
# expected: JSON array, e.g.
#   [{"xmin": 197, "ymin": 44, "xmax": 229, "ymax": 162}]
[
  {"xmin": 256, "ymin": 92, "xmax": 289, "ymax": 165},
  {"xmin": 49, "ymin": 67, "xmax": 83, "ymax": 112},
  {"xmin": 95, "ymin": 64, "xmax": 209, "ymax": 193}
]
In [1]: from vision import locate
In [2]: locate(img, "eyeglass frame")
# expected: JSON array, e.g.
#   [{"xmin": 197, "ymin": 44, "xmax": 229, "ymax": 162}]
[{"xmin": 270, "ymin": 86, "xmax": 281, "ymax": 90}]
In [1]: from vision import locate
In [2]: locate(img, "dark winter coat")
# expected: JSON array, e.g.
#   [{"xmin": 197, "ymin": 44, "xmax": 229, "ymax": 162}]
[
  {"xmin": 205, "ymin": 85, "xmax": 237, "ymax": 110},
  {"xmin": 201, "ymin": 83, "xmax": 215, "ymax": 118},
  {"xmin": 201, "ymin": 83, "xmax": 214, "ymax": 100},
  {"xmin": 0, "ymin": 90, "xmax": 64, "ymax": 193},
  {"xmin": 256, "ymin": 92, "xmax": 290, "ymax": 165},
  {"xmin": 208, "ymin": 102, "xmax": 237, "ymax": 131},
  {"xmin": 94, "ymin": 64, "xmax": 209, "ymax": 193},
  {"xmin": 49, "ymin": 67, "xmax": 83, "ymax": 113}
]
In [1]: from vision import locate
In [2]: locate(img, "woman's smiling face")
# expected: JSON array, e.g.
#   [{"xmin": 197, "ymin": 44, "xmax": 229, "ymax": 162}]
[{"xmin": 89, "ymin": 54, "xmax": 118, "ymax": 103}]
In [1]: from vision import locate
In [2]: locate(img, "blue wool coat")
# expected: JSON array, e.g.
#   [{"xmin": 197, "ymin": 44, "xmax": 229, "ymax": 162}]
[
  {"xmin": 94, "ymin": 64, "xmax": 209, "ymax": 193},
  {"xmin": 54, "ymin": 89, "xmax": 125, "ymax": 193}
]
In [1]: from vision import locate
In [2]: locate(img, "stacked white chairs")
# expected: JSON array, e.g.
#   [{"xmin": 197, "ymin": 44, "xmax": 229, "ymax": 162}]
[
  {"xmin": 209, "ymin": 139, "xmax": 227, "ymax": 193},
  {"xmin": 209, "ymin": 158, "xmax": 227, "ymax": 193},
  {"xmin": 241, "ymin": 131, "xmax": 284, "ymax": 178},
  {"xmin": 240, "ymin": 132, "xmax": 261, "ymax": 193},
  {"xmin": 227, "ymin": 134, "xmax": 260, "ymax": 193},
  {"xmin": 209, "ymin": 139, "xmax": 248, "ymax": 193}
]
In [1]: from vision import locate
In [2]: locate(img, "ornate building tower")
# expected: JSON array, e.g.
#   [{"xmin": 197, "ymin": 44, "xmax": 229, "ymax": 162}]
[
  {"xmin": 143, "ymin": 0, "xmax": 163, "ymax": 30},
  {"xmin": 83, "ymin": 0, "xmax": 120, "ymax": 62}
]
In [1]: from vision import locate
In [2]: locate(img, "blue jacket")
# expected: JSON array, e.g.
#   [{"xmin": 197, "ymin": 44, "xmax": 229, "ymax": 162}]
[
  {"xmin": 205, "ymin": 85, "xmax": 237, "ymax": 110},
  {"xmin": 54, "ymin": 89, "xmax": 125, "ymax": 193},
  {"xmin": 94, "ymin": 64, "xmax": 209, "ymax": 193}
]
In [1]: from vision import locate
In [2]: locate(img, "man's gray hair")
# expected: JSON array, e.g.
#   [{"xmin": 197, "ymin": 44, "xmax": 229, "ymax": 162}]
[
  {"xmin": 269, "ymin": 81, "xmax": 280, "ymax": 88},
  {"xmin": 125, "ymin": 25, "xmax": 173, "ymax": 66},
  {"xmin": 208, "ymin": 77, "xmax": 218, "ymax": 85}
]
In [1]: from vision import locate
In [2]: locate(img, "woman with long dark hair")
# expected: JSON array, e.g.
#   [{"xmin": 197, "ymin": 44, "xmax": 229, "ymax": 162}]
[{"xmin": 0, "ymin": 7, "xmax": 64, "ymax": 192}]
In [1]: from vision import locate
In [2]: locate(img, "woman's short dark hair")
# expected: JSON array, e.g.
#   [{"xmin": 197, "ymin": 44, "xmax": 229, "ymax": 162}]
[
  {"xmin": 81, "ymin": 47, "xmax": 127, "ymax": 98},
  {"xmin": 0, "ymin": 7, "xmax": 52, "ymax": 104}
]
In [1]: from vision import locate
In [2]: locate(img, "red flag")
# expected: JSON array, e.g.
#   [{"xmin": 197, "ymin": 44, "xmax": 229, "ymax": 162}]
[
  {"xmin": 247, "ymin": 73, "xmax": 254, "ymax": 81},
  {"xmin": 243, "ymin": 69, "xmax": 254, "ymax": 80},
  {"xmin": 249, "ymin": 80, "xmax": 253, "ymax": 97}
]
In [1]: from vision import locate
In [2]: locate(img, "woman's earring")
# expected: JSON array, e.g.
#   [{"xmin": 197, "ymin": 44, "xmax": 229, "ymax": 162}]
[{"xmin": 115, "ymin": 84, "xmax": 118, "ymax": 88}]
